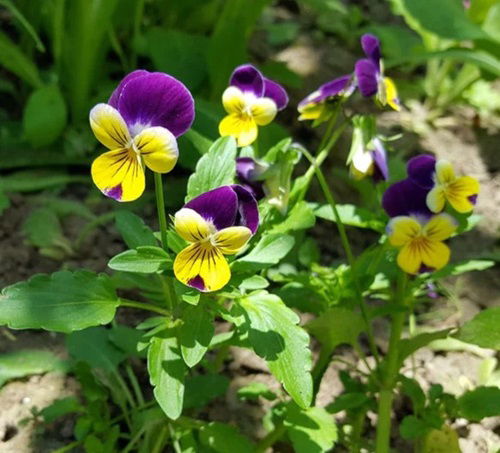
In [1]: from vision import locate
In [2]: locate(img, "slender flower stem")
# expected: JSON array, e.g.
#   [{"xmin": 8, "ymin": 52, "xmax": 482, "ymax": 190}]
[
  {"xmin": 302, "ymin": 148, "xmax": 380, "ymax": 364},
  {"xmin": 154, "ymin": 172, "xmax": 169, "ymax": 251},
  {"xmin": 375, "ymin": 272, "xmax": 408, "ymax": 453},
  {"xmin": 119, "ymin": 298, "xmax": 169, "ymax": 316}
]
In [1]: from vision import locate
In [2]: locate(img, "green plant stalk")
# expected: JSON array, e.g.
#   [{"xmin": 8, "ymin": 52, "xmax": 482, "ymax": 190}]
[
  {"xmin": 302, "ymin": 148, "xmax": 380, "ymax": 364},
  {"xmin": 119, "ymin": 298, "xmax": 169, "ymax": 316},
  {"xmin": 131, "ymin": 0, "xmax": 145, "ymax": 68},
  {"xmin": 255, "ymin": 422, "xmax": 286, "ymax": 453},
  {"xmin": 375, "ymin": 272, "xmax": 408, "ymax": 453},
  {"xmin": 350, "ymin": 408, "xmax": 367, "ymax": 453},
  {"xmin": 154, "ymin": 172, "xmax": 169, "ymax": 251},
  {"xmin": 126, "ymin": 362, "xmax": 145, "ymax": 406},
  {"xmin": 151, "ymin": 425, "xmax": 169, "ymax": 453}
]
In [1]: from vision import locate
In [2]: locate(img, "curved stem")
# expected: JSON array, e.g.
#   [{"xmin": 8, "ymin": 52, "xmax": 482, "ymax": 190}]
[
  {"xmin": 302, "ymin": 148, "xmax": 380, "ymax": 364},
  {"xmin": 255, "ymin": 422, "xmax": 286, "ymax": 453},
  {"xmin": 154, "ymin": 172, "xmax": 169, "ymax": 251},
  {"xmin": 119, "ymin": 298, "xmax": 169, "ymax": 316},
  {"xmin": 375, "ymin": 272, "xmax": 408, "ymax": 453}
]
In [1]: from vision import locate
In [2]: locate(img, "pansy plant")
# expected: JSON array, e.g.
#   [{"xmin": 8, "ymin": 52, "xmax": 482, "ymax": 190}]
[
  {"xmin": 89, "ymin": 70, "xmax": 194, "ymax": 201},
  {"xmin": 355, "ymin": 34, "xmax": 400, "ymax": 111},
  {"xmin": 173, "ymin": 185, "xmax": 259, "ymax": 292},
  {"xmin": 219, "ymin": 64, "xmax": 288, "ymax": 147}
]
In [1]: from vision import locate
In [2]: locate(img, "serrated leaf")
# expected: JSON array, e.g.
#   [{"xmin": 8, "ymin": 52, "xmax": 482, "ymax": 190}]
[
  {"xmin": 0, "ymin": 349, "xmax": 67, "ymax": 388},
  {"xmin": 398, "ymin": 329, "xmax": 452, "ymax": 365},
  {"xmin": 314, "ymin": 203, "xmax": 385, "ymax": 232},
  {"xmin": 23, "ymin": 85, "xmax": 67, "ymax": 147},
  {"xmin": 306, "ymin": 308, "xmax": 365, "ymax": 352},
  {"xmin": 455, "ymin": 307, "xmax": 500, "ymax": 349},
  {"xmin": 186, "ymin": 136, "xmax": 237, "ymax": 201},
  {"xmin": 179, "ymin": 304, "xmax": 214, "ymax": 367},
  {"xmin": 458, "ymin": 386, "xmax": 500, "ymax": 420},
  {"xmin": 239, "ymin": 292, "xmax": 313, "ymax": 408},
  {"xmin": 115, "ymin": 210, "xmax": 157, "ymax": 249},
  {"xmin": 199, "ymin": 422, "xmax": 253, "ymax": 453},
  {"xmin": 0, "ymin": 271, "xmax": 120, "ymax": 333},
  {"xmin": 108, "ymin": 246, "xmax": 171, "ymax": 273},
  {"xmin": 285, "ymin": 403, "xmax": 337, "ymax": 453},
  {"xmin": 232, "ymin": 234, "xmax": 295, "ymax": 272},
  {"xmin": 148, "ymin": 331, "xmax": 186, "ymax": 420}
]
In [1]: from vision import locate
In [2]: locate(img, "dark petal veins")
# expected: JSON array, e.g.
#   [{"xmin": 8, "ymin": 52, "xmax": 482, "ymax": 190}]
[
  {"xmin": 382, "ymin": 178, "xmax": 431, "ymax": 218},
  {"xmin": 229, "ymin": 64, "xmax": 264, "ymax": 97},
  {"xmin": 355, "ymin": 59, "xmax": 379, "ymax": 97},
  {"xmin": 185, "ymin": 186, "xmax": 238, "ymax": 231},
  {"xmin": 108, "ymin": 70, "xmax": 149, "ymax": 108},
  {"xmin": 407, "ymin": 154, "xmax": 436, "ymax": 189}
]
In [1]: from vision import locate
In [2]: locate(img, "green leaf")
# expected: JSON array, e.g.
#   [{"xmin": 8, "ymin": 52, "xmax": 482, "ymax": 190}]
[
  {"xmin": 239, "ymin": 292, "xmax": 313, "ymax": 408},
  {"xmin": 184, "ymin": 374, "xmax": 229, "ymax": 409},
  {"xmin": 186, "ymin": 136, "xmax": 237, "ymax": 201},
  {"xmin": 306, "ymin": 308, "xmax": 365, "ymax": 351},
  {"xmin": 314, "ymin": 204, "xmax": 385, "ymax": 232},
  {"xmin": 148, "ymin": 331, "xmax": 187, "ymax": 420},
  {"xmin": 23, "ymin": 85, "xmax": 67, "ymax": 147},
  {"xmin": 115, "ymin": 210, "xmax": 157, "ymax": 249},
  {"xmin": 199, "ymin": 422, "xmax": 254, "ymax": 453},
  {"xmin": 400, "ymin": 415, "xmax": 430, "ymax": 440},
  {"xmin": 430, "ymin": 259, "xmax": 495, "ymax": 279},
  {"xmin": 233, "ymin": 234, "xmax": 295, "ymax": 272},
  {"xmin": 326, "ymin": 393, "xmax": 370, "ymax": 414},
  {"xmin": 108, "ymin": 325, "xmax": 145, "ymax": 358},
  {"xmin": 0, "ymin": 271, "xmax": 120, "ymax": 333},
  {"xmin": 184, "ymin": 129, "xmax": 213, "ymax": 155},
  {"xmin": 402, "ymin": 0, "xmax": 488, "ymax": 40},
  {"xmin": 0, "ymin": 30, "xmax": 41, "ymax": 87},
  {"xmin": 179, "ymin": 304, "xmax": 214, "ymax": 367},
  {"xmin": 0, "ymin": 349, "xmax": 67, "ymax": 388},
  {"xmin": 66, "ymin": 327, "xmax": 126, "ymax": 370},
  {"xmin": 418, "ymin": 426, "xmax": 461, "ymax": 453},
  {"xmin": 0, "ymin": 170, "xmax": 87, "ymax": 192},
  {"xmin": 398, "ymin": 329, "xmax": 452, "ymax": 365},
  {"xmin": 239, "ymin": 275, "xmax": 269, "ymax": 290},
  {"xmin": 458, "ymin": 386, "xmax": 500, "ymax": 420},
  {"xmin": 39, "ymin": 397, "xmax": 83, "ymax": 423},
  {"xmin": 237, "ymin": 382, "xmax": 277, "ymax": 401},
  {"xmin": 455, "ymin": 307, "xmax": 500, "ymax": 349},
  {"xmin": 269, "ymin": 201, "xmax": 316, "ymax": 234},
  {"xmin": 285, "ymin": 403, "xmax": 337, "ymax": 453},
  {"xmin": 108, "ymin": 246, "xmax": 171, "ymax": 273}
]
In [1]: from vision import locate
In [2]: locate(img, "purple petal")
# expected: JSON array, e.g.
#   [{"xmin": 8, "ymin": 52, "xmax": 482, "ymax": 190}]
[
  {"xmin": 229, "ymin": 64, "xmax": 264, "ymax": 97},
  {"xmin": 263, "ymin": 78, "xmax": 288, "ymax": 110},
  {"xmin": 298, "ymin": 75, "xmax": 352, "ymax": 107},
  {"xmin": 104, "ymin": 184, "xmax": 123, "ymax": 201},
  {"xmin": 236, "ymin": 158, "xmax": 266, "ymax": 201},
  {"xmin": 382, "ymin": 179, "xmax": 431, "ymax": 218},
  {"xmin": 185, "ymin": 186, "xmax": 238, "ymax": 231},
  {"xmin": 361, "ymin": 34, "xmax": 381, "ymax": 68},
  {"xmin": 108, "ymin": 70, "xmax": 149, "ymax": 108},
  {"xmin": 371, "ymin": 139, "xmax": 389, "ymax": 182},
  {"xmin": 117, "ymin": 72, "xmax": 194, "ymax": 138},
  {"xmin": 236, "ymin": 157, "xmax": 257, "ymax": 181},
  {"xmin": 188, "ymin": 275, "xmax": 206, "ymax": 291},
  {"xmin": 468, "ymin": 194, "xmax": 478, "ymax": 205},
  {"xmin": 355, "ymin": 59, "xmax": 379, "ymax": 98},
  {"xmin": 407, "ymin": 154, "xmax": 436, "ymax": 189},
  {"xmin": 231, "ymin": 185, "xmax": 259, "ymax": 234}
]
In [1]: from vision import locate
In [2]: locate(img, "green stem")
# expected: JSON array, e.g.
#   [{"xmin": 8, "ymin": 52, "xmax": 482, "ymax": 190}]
[
  {"xmin": 154, "ymin": 172, "xmax": 169, "ymax": 251},
  {"xmin": 302, "ymin": 148, "xmax": 380, "ymax": 364},
  {"xmin": 126, "ymin": 362, "xmax": 145, "ymax": 406},
  {"xmin": 119, "ymin": 298, "xmax": 169, "ymax": 316},
  {"xmin": 151, "ymin": 425, "xmax": 169, "ymax": 453},
  {"xmin": 255, "ymin": 422, "xmax": 286, "ymax": 453},
  {"xmin": 375, "ymin": 272, "xmax": 408, "ymax": 453},
  {"xmin": 350, "ymin": 408, "xmax": 367, "ymax": 453},
  {"xmin": 131, "ymin": 0, "xmax": 145, "ymax": 68}
]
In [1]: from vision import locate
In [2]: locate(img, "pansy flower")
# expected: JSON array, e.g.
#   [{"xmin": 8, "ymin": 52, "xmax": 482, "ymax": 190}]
[
  {"xmin": 89, "ymin": 70, "xmax": 194, "ymax": 202},
  {"xmin": 407, "ymin": 155, "xmax": 480, "ymax": 214},
  {"xmin": 173, "ymin": 185, "xmax": 259, "ymax": 292},
  {"xmin": 355, "ymin": 34, "xmax": 400, "ymax": 111},
  {"xmin": 349, "ymin": 137, "xmax": 389, "ymax": 182},
  {"xmin": 236, "ymin": 157, "xmax": 268, "ymax": 200},
  {"xmin": 298, "ymin": 75, "xmax": 354, "ymax": 122},
  {"xmin": 387, "ymin": 213, "xmax": 457, "ymax": 274},
  {"xmin": 219, "ymin": 64, "xmax": 288, "ymax": 147}
]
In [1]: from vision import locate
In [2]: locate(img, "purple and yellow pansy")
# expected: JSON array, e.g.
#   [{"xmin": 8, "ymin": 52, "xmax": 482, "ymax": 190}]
[
  {"xmin": 173, "ymin": 185, "xmax": 259, "ymax": 292},
  {"xmin": 382, "ymin": 154, "xmax": 479, "ymax": 274},
  {"xmin": 219, "ymin": 64, "xmax": 288, "ymax": 147},
  {"xmin": 298, "ymin": 75, "xmax": 354, "ymax": 122},
  {"xmin": 355, "ymin": 34, "xmax": 400, "ymax": 111},
  {"xmin": 89, "ymin": 70, "xmax": 194, "ymax": 202}
]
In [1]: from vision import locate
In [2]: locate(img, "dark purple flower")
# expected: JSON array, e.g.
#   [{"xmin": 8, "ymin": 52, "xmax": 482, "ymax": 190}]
[
  {"xmin": 382, "ymin": 178, "xmax": 432, "ymax": 218},
  {"xmin": 236, "ymin": 157, "xmax": 267, "ymax": 200},
  {"xmin": 407, "ymin": 154, "xmax": 436, "ymax": 189}
]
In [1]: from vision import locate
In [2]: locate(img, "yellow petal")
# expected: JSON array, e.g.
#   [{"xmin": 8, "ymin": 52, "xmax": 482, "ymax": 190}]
[
  {"xmin": 387, "ymin": 216, "xmax": 422, "ymax": 247},
  {"xmin": 423, "ymin": 214, "xmax": 457, "ymax": 241},
  {"xmin": 298, "ymin": 102, "xmax": 325, "ymax": 121},
  {"xmin": 219, "ymin": 114, "xmax": 258, "ymax": 147},
  {"xmin": 435, "ymin": 159, "xmax": 455, "ymax": 184},
  {"xmin": 426, "ymin": 186, "xmax": 446, "ymax": 213},
  {"xmin": 446, "ymin": 176, "xmax": 480, "ymax": 213},
  {"xmin": 134, "ymin": 126, "xmax": 178, "ymax": 173},
  {"xmin": 91, "ymin": 149, "xmax": 145, "ymax": 202},
  {"xmin": 250, "ymin": 97, "xmax": 277, "ymax": 126},
  {"xmin": 383, "ymin": 77, "xmax": 400, "ymax": 111},
  {"xmin": 213, "ymin": 226, "xmax": 252, "ymax": 255},
  {"xmin": 397, "ymin": 242, "xmax": 422, "ymax": 274},
  {"xmin": 174, "ymin": 208, "xmax": 211, "ymax": 243},
  {"xmin": 420, "ymin": 239, "xmax": 450, "ymax": 271},
  {"xmin": 89, "ymin": 103, "xmax": 130, "ymax": 150},
  {"xmin": 222, "ymin": 86, "xmax": 245, "ymax": 114},
  {"xmin": 174, "ymin": 243, "xmax": 231, "ymax": 292}
]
